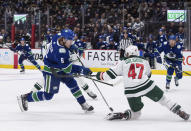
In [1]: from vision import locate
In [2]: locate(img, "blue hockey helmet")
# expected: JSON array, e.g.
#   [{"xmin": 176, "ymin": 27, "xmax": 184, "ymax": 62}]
[
  {"xmin": 61, "ymin": 29, "xmax": 75, "ymax": 40},
  {"xmin": 20, "ymin": 38, "xmax": 25, "ymax": 41},
  {"xmin": 169, "ymin": 35, "xmax": 176, "ymax": 40}
]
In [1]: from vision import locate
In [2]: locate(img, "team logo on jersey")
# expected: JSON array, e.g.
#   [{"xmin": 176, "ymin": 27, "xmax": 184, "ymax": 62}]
[
  {"xmin": 59, "ymin": 48, "xmax": 66, "ymax": 53},
  {"xmin": 177, "ymin": 45, "xmax": 181, "ymax": 49}
]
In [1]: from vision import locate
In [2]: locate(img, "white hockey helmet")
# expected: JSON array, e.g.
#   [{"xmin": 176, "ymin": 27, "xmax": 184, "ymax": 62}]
[{"xmin": 125, "ymin": 45, "xmax": 139, "ymax": 56}]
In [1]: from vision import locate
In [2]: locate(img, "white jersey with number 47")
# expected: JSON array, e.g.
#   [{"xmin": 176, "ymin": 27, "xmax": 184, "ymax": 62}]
[{"xmin": 101, "ymin": 56, "xmax": 155, "ymax": 98}]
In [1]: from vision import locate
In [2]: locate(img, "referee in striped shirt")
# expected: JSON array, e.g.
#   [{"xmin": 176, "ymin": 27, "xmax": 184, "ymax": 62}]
[{"xmin": 119, "ymin": 33, "xmax": 134, "ymax": 59}]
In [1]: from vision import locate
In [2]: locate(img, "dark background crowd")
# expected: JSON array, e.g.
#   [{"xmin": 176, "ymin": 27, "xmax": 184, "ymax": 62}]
[{"xmin": 0, "ymin": 0, "xmax": 186, "ymax": 50}]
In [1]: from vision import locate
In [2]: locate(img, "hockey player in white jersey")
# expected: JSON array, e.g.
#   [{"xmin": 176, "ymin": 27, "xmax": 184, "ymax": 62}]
[
  {"xmin": 69, "ymin": 48, "xmax": 97, "ymax": 99},
  {"xmin": 96, "ymin": 45, "xmax": 190, "ymax": 121}
]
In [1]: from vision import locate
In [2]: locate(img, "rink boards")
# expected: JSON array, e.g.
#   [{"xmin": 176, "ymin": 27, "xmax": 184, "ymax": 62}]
[{"xmin": 0, "ymin": 49, "xmax": 191, "ymax": 75}]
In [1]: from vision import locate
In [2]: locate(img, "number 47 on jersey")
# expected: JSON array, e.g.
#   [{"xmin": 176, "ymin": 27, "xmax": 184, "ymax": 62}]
[{"xmin": 128, "ymin": 63, "xmax": 144, "ymax": 79}]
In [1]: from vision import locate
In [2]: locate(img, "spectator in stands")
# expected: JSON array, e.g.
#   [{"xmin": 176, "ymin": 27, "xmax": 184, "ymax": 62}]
[
  {"xmin": 144, "ymin": 34, "xmax": 157, "ymax": 69},
  {"xmin": 0, "ymin": 35, "xmax": 5, "ymax": 48},
  {"xmin": 107, "ymin": 37, "xmax": 119, "ymax": 50},
  {"xmin": 0, "ymin": 29, "xmax": 8, "ymax": 43},
  {"xmin": 96, "ymin": 35, "xmax": 108, "ymax": 49}
]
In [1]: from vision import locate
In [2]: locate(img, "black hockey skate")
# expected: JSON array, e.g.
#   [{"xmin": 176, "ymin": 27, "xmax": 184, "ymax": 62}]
[
  {"xmin": 17, "ymin": 94, "xmax": 28, "ymax": 112},
  {"xmin": 106, "ymin": 110, "xmax": 131, "ymax": 120},
  {"xmin": 87, "ymin": 91, "xmax": 97, "ymax": 99},
  {"xmin": 20, "ymin": 69, "xmax": 25, "ymax": 73},
  {"xmin": 81, "ymin": 102, "xmax": 94, "ymax": 112},
  {"xmin": 106, "ymin": 113, "xmax": 124, "ymax": 120},
  {"xmin": 172, "ymin": 105, "xmax": 190, "ymax": 120},
  {"xmin": 166, "ymin": 82, "xmax": 170, "ymax": 90},
  {"xmin": 174, "ymin": 77, "xmax": 179, "ymax": 86}
]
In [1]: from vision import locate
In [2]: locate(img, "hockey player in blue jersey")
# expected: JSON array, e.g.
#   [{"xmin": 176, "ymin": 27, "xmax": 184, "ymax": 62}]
[
  {"xmin": 155, "ymin": 35, "xmax": 183, "ymax": 90},
  {"xmin": 17, "ymin": 29, "xmax": 94, "ymax": 112},
  {"xmin": 9, "ymin": 38, "xmax": 41, "ymax": 73},
  {"xmin": 35, "ymin": 34, "xmax": 97, "ymax": 100}
]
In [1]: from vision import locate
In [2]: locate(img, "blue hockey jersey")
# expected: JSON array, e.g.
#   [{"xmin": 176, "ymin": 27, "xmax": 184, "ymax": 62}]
[
  {"xmin": 155, "ymin": 41, "xmax": 183, "ymax": 65},
  {"xmin": 43, "ymin": 40, "xmax": 84, "ymax": 74},
  {"xmin": 10, "ymin": 43, "xmax": 33, "ymax": 57}
]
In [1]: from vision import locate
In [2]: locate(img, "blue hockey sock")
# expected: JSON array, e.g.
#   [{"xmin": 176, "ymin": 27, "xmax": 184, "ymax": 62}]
[
  {"xmin": 71, "ymin": 86, "xmax": 86, "ymax": 104},
  {"xmin": 166, "ymin": 74, "xmax": 172, "ymax": 83},
  {"xmin": 20, "ymin": 64, "xmax": 24, "ymax": 70},
  {"xmin": 27, "ymin": 91, "xmax": 54, "ymax": 102}
]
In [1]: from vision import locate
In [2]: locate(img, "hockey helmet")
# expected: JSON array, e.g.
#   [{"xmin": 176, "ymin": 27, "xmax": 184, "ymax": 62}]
[
  {"xmin": 125, "ymin": 45, "xmax": 139, "ymax": 56},
  {"xmin": 61, "ymin": 29, "xmax": 75, "ymax": 40}
]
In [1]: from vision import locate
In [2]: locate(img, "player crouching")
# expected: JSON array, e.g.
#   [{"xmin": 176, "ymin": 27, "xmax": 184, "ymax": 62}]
[{"xmin": 96, "ymin": 45, "xmax": 190, "ymax": 121}]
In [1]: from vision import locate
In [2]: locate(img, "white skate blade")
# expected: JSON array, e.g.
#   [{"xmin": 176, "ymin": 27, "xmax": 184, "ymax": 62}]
[
  {"xmin": 17, "ymin": 96, "xmax": 25, "ymax": 112},
  {"xmin": 84, "ymin": 110, "xmax": 94, "ymax": 114}
]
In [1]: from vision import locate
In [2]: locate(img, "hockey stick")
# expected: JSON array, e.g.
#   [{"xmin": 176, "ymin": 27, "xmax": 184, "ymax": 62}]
[
  {"xmin": 50, "ymin": 68, "xmax": 114, "ymax": 86},
  {"xmin": 162, "ymin": 61, "xmax": 191, "ymax": 76},
  {"xmin": 74, "ymin": 52, "xmax": 114, "ymax": 112},
  {"xmin": 182, "ymin": 71, "xmax": 191, "ymax": 76}
]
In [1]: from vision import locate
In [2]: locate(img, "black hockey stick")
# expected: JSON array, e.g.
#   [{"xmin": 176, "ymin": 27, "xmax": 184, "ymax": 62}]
[
  {"xmin": 182, "ymin": 71, "xmax": 191, "ymax": 76},
  {"xmin": 74, "ymin": 52, "xmax": 114, "ymax": 112},
  {"xmin": 50, "ymin": 68, "xmax": 114, "ymax": 86},
  {"xmin": 163, "ymin": 62, "xmax": 191, "ymax": 76}
]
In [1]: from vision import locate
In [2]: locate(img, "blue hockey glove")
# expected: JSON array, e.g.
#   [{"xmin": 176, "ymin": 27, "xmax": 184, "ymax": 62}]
[
  {"xmin": 156, "ymin": 56, "xmax": 162, "ymax": 64},
  {"xmin": 69, "ymin": 44, "xmax": 78, "ymax": 53},
  {"xmin": 82, "ymin": 67, "xmax": 92, "ymax": 75}
]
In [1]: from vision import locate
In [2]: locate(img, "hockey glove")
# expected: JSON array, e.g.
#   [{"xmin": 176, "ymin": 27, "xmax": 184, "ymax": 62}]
[
  {"xmin": 69, "ymin": 44, "xmax": 78, "ymax": 54},
  {"xmin": 156, "ymin": 55, "xmax": 162, "ymax": 64},
  {"xmin": 81, "ymin": 67, "xmax": 92, "ymax": 76}
]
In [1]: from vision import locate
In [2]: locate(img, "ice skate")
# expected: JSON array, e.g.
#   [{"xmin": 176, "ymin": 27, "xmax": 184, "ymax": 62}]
[
  {"xmin": 20, "ymin": 69, "xmax": 25, "ymax": 74},
  {"xmin": 80, "ymin": 102, "xmax": 94, "ymax": 112},
  {"xmin": 17, "ymin": 94, "xmax": 28, "ymax": 112},
  {"xmin": 166, "ymin": 82, "xmax": 170, "ymax": 91},
  {"xmin": 174, "ymin": 77, "xmax": 179, "ymax": 86},
  {"xmin": 106, "ymin": 112, "xmax": 124, "ymax": 120},
  {"xmin": 172, "ymin": 105, "xmax": 190, "ymax": 120},
  {"xmin": 87, "ymin": 91, "xmax": 97, "ymax": 99}
]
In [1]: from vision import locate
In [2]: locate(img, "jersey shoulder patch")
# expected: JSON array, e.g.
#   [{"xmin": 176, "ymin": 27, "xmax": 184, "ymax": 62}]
[
  {"xmin": 59, "ymin": 48, "xmax": 66, "ymax": 53},
  {"xmin": 177, "ymin": 44, "xmax": 181, "ymax": 49}
]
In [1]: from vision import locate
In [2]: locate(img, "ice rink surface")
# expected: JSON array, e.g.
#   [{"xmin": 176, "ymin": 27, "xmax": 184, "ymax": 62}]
[{"xmin": 0, "ymin": 68, "xmax": 191, "ymax": 131}]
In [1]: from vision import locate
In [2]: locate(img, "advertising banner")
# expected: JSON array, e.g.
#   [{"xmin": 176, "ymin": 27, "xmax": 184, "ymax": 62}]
[{"xmin": 0, "ymin": 49, "xmax": 14, "ymax": 65}]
